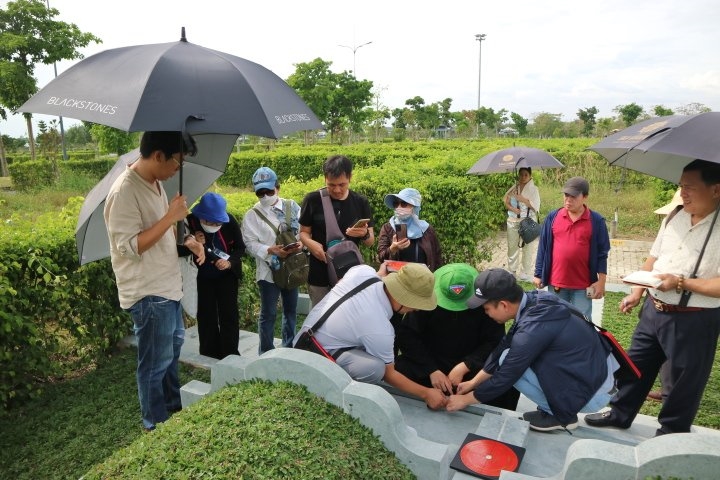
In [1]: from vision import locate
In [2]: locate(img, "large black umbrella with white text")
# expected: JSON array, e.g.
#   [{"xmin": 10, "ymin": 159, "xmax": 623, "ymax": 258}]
[{"xmin": 19, "ymin": 28, "xmax": 322, "ymax": 137}]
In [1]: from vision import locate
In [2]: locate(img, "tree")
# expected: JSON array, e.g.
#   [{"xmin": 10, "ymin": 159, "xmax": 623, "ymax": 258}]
[
  {"xmin": 653, "ymin": 105, "xmax": 674, "ymax": 117},
  {"xmin": 530, "ymin": 112, "xmax": 563, "ymax": 138},
  {"xmin": 596, "ymin": 117, "xmax": 615, "ymax": 137},
  {"xmin": 89, "ymin": 124, "xmax": 136, "ymax": 155},
  {"xmin": 286, "ymin": 58, "xmax": 373, "ymax": 143},
  {"xmin": 675, "ymin": 102, "xmax": 711, "ymax": 115},
  {"xmin": 36, "ymin": 119, "xmax": 61, "ymax": 178},
  {"xmin": 0, "ymin": 0, "xmax": 101, "ymax": 160},
  {"xmin": 475, "ymin": 107, "xmax": 505, "ymax": 133},
  {"xmin": 65, "ymin": 123, "xmax": 92, "ymax": 147},
  {"xmin": 614, "ymin": 103, "xmax": 644, "ymax": 126},
  {"xmin": 510, "ymin": 112, "xmax": 529, "ymax": 136},
  {"xmin": 577, "ymin": 106, "xmax": 598, "ymax": 136},
  {"xmin": 365, "ymin": 87, "xmax": 391, "ymax": 142}
]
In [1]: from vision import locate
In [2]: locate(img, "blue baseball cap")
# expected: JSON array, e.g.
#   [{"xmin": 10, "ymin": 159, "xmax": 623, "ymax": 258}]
[{"xmin": 252, "ymin": 167, "xmax": 278, "ymax": 191}]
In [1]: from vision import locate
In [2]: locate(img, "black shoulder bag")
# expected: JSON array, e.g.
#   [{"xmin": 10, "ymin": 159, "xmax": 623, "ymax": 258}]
[{"xmin": 294, "ymin": 277, "xmax": 381, "ymax": 361}]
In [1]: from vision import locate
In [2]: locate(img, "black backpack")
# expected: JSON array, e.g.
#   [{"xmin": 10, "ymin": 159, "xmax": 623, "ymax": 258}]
[{"xmin": 253, "ymin": 202, "xmax": 309, "ymax": 290}]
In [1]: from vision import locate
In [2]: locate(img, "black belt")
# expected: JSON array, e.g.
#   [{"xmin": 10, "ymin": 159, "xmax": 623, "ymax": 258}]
[{"xmin": 651, "ymin": 297, "xmax": 705, "ymax": 313}]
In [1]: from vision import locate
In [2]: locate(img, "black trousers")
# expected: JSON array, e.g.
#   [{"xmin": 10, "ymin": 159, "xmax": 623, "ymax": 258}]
[
  {"xmin": 196, "ymin": 274, "xmax": 239, "ymax": 359},
  {"xmin": 609, "ymin": 297, "xmax": 720, "ymax": 433}
]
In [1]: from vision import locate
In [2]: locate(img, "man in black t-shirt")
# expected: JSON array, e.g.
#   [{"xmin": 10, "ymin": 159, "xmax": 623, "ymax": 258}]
[{"xmin": 299, "ymin": 155, "xmax": 374, "ymax": 306}]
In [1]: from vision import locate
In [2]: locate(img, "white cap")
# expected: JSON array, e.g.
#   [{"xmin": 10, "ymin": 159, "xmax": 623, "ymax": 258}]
[{"xmin": 654, "ymin": 189, "xmax": 682, "ymax": 215}]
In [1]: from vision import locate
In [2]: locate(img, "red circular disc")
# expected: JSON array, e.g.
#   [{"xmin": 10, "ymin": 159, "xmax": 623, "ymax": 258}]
[{"xmin": 459, "ymin": 439, "xmax": 519, "ymax": 477}]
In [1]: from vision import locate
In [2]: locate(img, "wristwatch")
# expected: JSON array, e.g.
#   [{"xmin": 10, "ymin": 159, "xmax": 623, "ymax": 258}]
[{"xmin": 361, "ymin": 228, "xmax": 370, "ymax": 241}]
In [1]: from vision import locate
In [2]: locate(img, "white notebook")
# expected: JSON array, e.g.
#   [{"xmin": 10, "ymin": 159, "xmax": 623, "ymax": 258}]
[{"xmin": 622, "ymin": 271, "xmax": 662, "ymax": 288}]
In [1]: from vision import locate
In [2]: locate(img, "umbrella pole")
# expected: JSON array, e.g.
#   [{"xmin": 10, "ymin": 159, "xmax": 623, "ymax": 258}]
[{"xmin": 176, "ymin": 150, "xmax": 185, "ymax": 245}]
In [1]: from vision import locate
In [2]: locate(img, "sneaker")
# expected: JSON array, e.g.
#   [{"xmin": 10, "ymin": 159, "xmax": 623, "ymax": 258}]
[{"xmin": 523, "ymin": 409, "xmax": 578, "ymax": 432}]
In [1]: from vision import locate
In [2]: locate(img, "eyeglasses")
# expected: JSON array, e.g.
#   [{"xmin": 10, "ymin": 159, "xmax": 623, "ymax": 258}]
[
  {"xmin": 169, "ymin": 153, "xmax": 184, "ymax": 167},
  {"xmin": 255, "ymin": 189, "xmax": 275, "ymax": 197},
  {"xmin": 392, "ymin": 200, "xmax": 411, "ymax": 208}
]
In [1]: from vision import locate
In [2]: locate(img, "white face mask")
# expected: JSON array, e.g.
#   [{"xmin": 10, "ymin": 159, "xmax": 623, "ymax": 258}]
[
  {"xmin": 201, "ymin": 223, "xmax": 222, "ymax": 233},
  {"xmin": 394, "ymin": 206, "xmax": 413, "ymax": 219},
  {"xmin": 259, "ymin": 194, "xmax": 278, "ymax": 208}
]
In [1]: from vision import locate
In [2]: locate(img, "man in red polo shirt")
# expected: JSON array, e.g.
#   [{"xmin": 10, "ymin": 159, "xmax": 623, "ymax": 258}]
[{"xmin": 532, "ymin": 177, "xmax": 610, "ymax": 319}]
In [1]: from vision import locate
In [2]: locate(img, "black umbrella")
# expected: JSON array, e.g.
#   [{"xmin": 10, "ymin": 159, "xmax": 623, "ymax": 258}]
[
  {"xmin": 18, "ymin": 28, "xmax": 322, "ymax": 137},
  {"xmin": 76, "ymin": 133, "xmax": 237, "ymax": 265},
  {"xmin": 467, "ymin": 146, "xmax": 564, "ymax": 175},
  {"xmin": 588, "ymin": 112, "xmax": 720, "ymax": 183}
]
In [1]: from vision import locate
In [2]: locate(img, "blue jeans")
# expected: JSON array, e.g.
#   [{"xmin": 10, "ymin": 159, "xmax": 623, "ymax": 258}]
[
  {"xmin": 258, "ymin": 280, "xmax": 298, "ymax": 354},
  {"xmin": 127, "ymin": 296, "xmax": 184, "ymax": 430},
  {"xmin": 500, "ymin": 349, "xmax": 617, "ymax": 416},
  {"xmin": 552, "ymin": 286, "xmax": 592, "ymax": 319}
]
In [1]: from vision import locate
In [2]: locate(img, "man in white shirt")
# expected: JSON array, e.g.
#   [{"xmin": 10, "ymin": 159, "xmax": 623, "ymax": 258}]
[
  {"xmin": 586, "ymin": 159, "xmax": 720, "ymax": 435},
  {"xmin": 294, "ymin": 263, "xmax": 448, "ymax": 410}
]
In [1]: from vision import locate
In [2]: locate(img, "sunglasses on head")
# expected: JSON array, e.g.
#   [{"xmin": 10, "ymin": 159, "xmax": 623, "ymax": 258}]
[
  {"xmin": 256, "ymin": 189, "xmax": 275, "ymax": 197},
  {"xmin": 393, "ymin": 200, "xmax": 411, "ymax": 208}
]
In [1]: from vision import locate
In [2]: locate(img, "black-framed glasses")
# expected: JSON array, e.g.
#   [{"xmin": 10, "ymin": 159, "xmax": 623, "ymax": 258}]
[
  {"xmin": 256, "ymin": 189, "xmax": 275, "ymax": 197},
  {"xmin": 392, "ymin": 200, "xmax": 411, "ymax": 208}
]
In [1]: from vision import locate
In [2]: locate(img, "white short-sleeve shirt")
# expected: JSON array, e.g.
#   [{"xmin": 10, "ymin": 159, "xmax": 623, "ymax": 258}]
[
  {"xmin": 649, "ymin": 208, "xmax": 720, "ymax": 308},
  {"xmin": 296, "ymin": 265, "xmax": 395, "ymax": 363}
]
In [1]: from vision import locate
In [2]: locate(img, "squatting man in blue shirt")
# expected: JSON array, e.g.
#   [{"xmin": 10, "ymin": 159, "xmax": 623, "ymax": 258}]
[{"xmin": 446, "ymin": 268, "xmax": 619, "ymax": 432}]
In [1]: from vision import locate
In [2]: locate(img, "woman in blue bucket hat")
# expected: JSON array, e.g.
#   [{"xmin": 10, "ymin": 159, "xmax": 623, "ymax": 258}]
[
  {"xmin": 377, "ymin": 187, "xmax": 442, "ymax": 272},
  {"xmin": 182, "ymin": 192, "xmax": 245, "ymax": 359}
]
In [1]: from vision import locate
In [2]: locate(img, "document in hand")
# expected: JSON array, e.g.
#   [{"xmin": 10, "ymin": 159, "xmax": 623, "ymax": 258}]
[{"xmin": 622, "ymin": 271, "xmax": 662, "ymax": 288}]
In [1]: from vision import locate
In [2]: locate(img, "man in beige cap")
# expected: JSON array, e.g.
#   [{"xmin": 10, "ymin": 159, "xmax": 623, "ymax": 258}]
[{"xmin": 294, "ymin": 263, "xmax": 447, "ymax": 409}]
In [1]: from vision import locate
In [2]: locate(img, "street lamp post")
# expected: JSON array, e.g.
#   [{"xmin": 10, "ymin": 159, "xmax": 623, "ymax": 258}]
[
  {"xmin": 475, "ymin": 33, "xmax": 486, "ymax": 110},
  {"xmin": 338, "ymin": 40, "xmax": 373, "ymax": 77}
]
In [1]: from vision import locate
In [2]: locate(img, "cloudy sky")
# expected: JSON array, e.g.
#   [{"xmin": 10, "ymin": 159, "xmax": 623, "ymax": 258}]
[{"xmin": 2, "ymin": 0, "xmax": 718, "ymax": 137}]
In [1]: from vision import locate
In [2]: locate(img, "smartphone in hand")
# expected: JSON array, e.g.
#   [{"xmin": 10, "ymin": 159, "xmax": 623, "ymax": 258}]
[
  {"xmin": 282, "ymin": 242, "xmax": 301, "ymax": 251},
  {"xmin": 352, "ymin": 218, "xmax": 370, "ymax": 229},
  {"xmin": 395, "ymin": 223, "xmax": 407, "ymax": 241}
]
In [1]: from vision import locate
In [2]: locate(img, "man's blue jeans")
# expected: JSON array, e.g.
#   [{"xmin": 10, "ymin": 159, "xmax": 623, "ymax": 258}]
[
  {"xmin": 257, "ymin": 280, "xmax": 298, "ymax": 354},
  {"xmin": 552, "ymin": 286, "xmax": 592, "ymax": 319},
  {"xmin": 127, "ymin": 296, "xmax": 184, "ymax": 430},
  {"xmin": 500, "ymin": 349, "xmax": 617, "ymax": 416}
]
